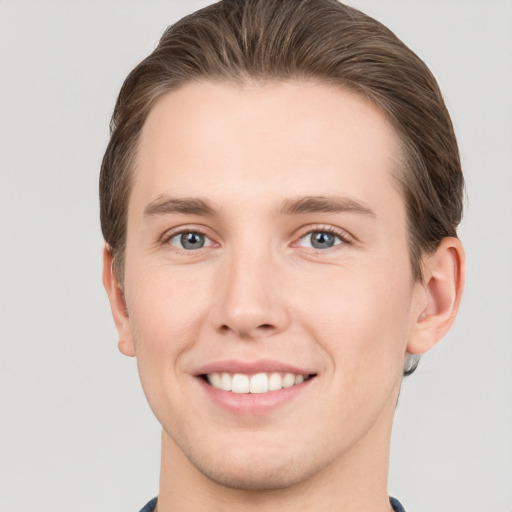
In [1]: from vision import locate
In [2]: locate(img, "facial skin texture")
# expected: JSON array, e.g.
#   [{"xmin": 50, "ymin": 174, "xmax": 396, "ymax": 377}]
[{"xmin": 104, "ymin": 81, "xmax": 464, "ymax": 512}]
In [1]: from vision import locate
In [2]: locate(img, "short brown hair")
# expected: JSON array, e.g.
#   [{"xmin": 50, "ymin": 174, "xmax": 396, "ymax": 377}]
[{"xmin": 100, "ymin": 0, "xmax": 464, "ymax": 373}]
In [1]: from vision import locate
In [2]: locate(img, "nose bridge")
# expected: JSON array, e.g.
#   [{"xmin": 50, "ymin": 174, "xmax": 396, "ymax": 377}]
[{"xmin": 214, "ymin": 238, "xmax": 288, "ymax": 338}]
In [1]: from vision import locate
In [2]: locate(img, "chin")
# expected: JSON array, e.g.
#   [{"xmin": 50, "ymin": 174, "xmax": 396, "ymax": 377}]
[
  {"xmin": 174, "ymin": 431, "xmax": 315, "ymax": 491},
  {"xmin": 191, "ymin": 455, "xmax": 311, "ymax": 491}
]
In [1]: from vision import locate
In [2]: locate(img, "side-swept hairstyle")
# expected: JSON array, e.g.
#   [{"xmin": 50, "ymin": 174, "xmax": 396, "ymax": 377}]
[{"xmin": 100, "ymin": 0, "xmax": 464, "ymax": 375}]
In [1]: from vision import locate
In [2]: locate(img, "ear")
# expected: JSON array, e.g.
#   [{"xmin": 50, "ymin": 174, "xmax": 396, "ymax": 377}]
[
  {"xmin": 407, "ymin": 237, "xmax": 465, "ymax": 355},
  {"xmin": 102, "ymin": 245, "xmax": 136, "ymax": 357}
]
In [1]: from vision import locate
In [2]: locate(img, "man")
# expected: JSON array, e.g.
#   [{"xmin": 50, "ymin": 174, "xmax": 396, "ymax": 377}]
[{"xmin": 100, "ymin": 1, "xmax": 465, "ymax": 510}]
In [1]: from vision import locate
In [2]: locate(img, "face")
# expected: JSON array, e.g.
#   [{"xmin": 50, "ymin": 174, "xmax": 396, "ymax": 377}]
[{"xmin": 110, "ymin": 81, "xmax": 428, "ymax": 489}]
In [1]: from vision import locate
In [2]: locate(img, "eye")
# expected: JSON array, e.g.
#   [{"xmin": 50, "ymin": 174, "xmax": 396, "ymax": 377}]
[
  {"xmin": 168, "ymin": 231, "xmax": 212, "ymax": 250},
  {"xmin": 298, "ymin": 230, "xmax": 344, "ymax": 250}
]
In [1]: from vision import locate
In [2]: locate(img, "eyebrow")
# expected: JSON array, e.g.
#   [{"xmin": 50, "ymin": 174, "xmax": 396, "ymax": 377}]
[
  {"xmin": 142, "ymin": 195, "xmax": 375, "ymax": 219},
  {"xmin": 278, "ymin": 196, "xmax": 376, "ymax": 217},
  {"xmin": 143, "ymin": 197, "xmax": 218, "ymax": 218}
]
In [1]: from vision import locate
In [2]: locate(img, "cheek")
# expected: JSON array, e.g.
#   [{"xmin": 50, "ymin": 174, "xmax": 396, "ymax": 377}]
[
  {"xmin": 298, "ymin": 260, "xmax": 414, "ymax": 378},
  {"xmin": 123, "ymin": 267, "xmax": 214, "ymax": 424},
  {"xmin": 123, "ymin": 262, "xmax": 213, "ymax": 382},
  {"xmin": 127, "ymin": 274, "xmax": 208, "ymax": 347}
]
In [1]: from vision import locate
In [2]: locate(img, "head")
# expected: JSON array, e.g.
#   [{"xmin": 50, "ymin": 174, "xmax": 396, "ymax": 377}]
[{"xmin": 100, "ymin": 0, "xmax": 465, "ymax": 495}]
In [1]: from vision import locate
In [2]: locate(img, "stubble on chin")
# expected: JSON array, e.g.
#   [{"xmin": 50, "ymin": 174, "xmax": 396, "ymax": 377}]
[{"xmin": 188, "ymin": 451, "xmax": 312, "ymax": 491}]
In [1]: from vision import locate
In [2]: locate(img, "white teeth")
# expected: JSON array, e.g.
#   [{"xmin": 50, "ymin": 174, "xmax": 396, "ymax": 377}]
[
  {"xmin": 205, "ymin": 371, "xmax": 310, "ymax": 393},
  {"xmin": 220, "ymin": 372, "xmax": 232, "ymax": 391},
  {"xmin": 268, "ymin": 372, "xmax": 283, "ymax": 391},
  {"xmin": 249, "ymin": 373, "xmax": 268, "ymax": 393},
  {"xmin": 210, "ymin": 373, "xmax": 222, "ymax": 389},
  {"xmin": 232, "ymin": 373, "xmax": 250, "ymax": 393},
  {"xmin": 282, "ymin": 373, "xmax": 295, "ymax": 388}
]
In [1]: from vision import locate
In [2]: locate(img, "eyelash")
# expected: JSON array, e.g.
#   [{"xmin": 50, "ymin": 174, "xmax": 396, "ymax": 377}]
[
  {"xmin": 160, "ymin": 225, "xmax": 352, "ymax": 252},
  {"xmin": 160, "ymin": 227, "xmax": 213, "ymax": 252},
  {"xmin": 295, "ymin": 225, "xmax": 352, "ymax": 250}
]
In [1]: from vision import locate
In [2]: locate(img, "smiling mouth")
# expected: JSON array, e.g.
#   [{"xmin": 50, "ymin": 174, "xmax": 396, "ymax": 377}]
[{"xmin": 201, "ymin": 372, "xmax": 316, "ymax": 394}]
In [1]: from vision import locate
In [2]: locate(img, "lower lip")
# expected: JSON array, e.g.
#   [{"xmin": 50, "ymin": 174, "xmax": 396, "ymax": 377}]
[{"xmin": 196, "ymin": 376, "xmax": 316, "ymax": 415}]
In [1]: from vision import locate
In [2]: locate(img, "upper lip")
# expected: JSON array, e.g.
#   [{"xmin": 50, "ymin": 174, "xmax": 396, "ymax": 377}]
[{"xmin": 194, "ymin": 359, "xmax": 316, "ymax": 376}]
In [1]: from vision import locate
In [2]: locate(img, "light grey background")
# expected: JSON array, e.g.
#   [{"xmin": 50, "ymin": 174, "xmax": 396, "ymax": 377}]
[{"xmin": 0, "ymin": 1, "xmax": 511, "ymax": 511}]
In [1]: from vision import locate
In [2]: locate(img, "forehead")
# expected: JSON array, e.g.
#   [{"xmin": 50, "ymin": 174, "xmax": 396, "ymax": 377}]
[{"xmin": 132, "ymin": 80, "xmax": 403, "ymax": 218}]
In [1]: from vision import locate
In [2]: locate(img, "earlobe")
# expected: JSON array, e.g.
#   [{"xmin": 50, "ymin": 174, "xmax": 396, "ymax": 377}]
[
  {"xmin": 407, "ymin": 237, "xmax": 465, "ymax": 355},
  {"xmin": 102, "ymin": 245, "xmax": 136, "ymax": 357}
]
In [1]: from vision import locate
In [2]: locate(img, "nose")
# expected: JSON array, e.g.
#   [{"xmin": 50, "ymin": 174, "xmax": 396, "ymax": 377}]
[{"xmin": 212, "ymin": 246, "xmax": 291, "ymax": 340}]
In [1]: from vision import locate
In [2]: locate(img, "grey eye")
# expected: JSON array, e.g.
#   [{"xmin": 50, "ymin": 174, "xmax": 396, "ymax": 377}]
[
  {"xmin": 299, "ymin": 231, "xmax": 342, "ymax": 249},
  {"xmin": 169, "ymin": 232, "xmax": 211, "ymax": 250}
]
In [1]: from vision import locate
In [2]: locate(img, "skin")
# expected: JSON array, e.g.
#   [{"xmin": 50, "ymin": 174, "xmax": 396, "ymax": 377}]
[{"xmin": 103, "ymin": 81, "xmax": 464, "ymax": 512}]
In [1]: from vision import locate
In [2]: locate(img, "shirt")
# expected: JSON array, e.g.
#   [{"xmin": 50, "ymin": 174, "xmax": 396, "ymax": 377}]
[{"xmin": 139, "ymin": 496, "xmax": 407, "ymax": 511}]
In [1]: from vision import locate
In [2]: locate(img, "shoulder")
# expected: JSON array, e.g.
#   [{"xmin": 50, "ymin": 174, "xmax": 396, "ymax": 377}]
[
  {"xmin": 390, "ymin": 496, "xmax": 407, "ymax": 512},
  {"xmin": 138, "ymin": 497, "xmax": 157, "ymax": 512}
]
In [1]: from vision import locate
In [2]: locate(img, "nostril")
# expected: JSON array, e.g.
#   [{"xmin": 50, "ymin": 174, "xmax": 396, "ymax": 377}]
[
  {"xmin": 217, "ymin": 321, "xmax": 279, "ymax": 339},
  {"xmin": 219, "ymin": 323, "xmax": 274, "ymax": 332}
]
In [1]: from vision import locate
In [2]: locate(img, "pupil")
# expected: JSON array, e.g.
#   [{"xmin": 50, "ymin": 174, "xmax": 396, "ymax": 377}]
[
  {"xmin": 181, "ymin": 232, "xmax": 204, "ymax": 250},
  {"xmin": 311, "ymin": 232, "xmax": 334, "ymax": 249}
]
